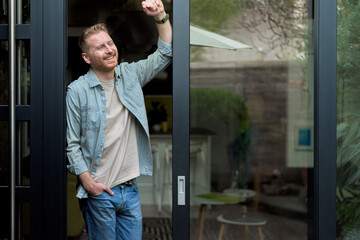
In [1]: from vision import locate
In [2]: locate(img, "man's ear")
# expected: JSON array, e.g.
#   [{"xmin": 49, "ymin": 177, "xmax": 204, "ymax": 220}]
[{"xmin": 82, "ymin": 53, "xmax": 91, "ymax": 64}]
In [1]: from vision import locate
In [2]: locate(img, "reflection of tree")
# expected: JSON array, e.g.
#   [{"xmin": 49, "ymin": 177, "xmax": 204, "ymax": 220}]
[
  {"xmin": 190, "ymin": 0, "xmax": 310, "ymax": 60},
  {"xmin": 235, "ymin": 0, "xmax": 309, "ymax": 59}
]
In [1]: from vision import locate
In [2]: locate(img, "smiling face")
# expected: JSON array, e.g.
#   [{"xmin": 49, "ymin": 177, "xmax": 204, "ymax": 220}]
[{"xmin": 82, "ymin": 31, "xmax": 118, "ymax": 77}]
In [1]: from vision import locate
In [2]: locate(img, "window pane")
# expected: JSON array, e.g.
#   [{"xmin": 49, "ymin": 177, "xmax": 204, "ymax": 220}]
[
  {"xmin": 0, "ymin": 41, "xmax": 8, "ymax": 105},
  {"xmin": 190, "ymin": 0, "xmax": 314, "ymax": 239},
  {"xmin": 336, "ymin": 1, "xmax": 360, "ymax": 239},
  {"xmin": 18, "ymin": 121, "xmax": 30, "ymax": 186},
  {"xmin": 0, "ymin": 121, "xmax": 9, "ymax": 186},
  {"xmin": 17, "ymin": 0, "xmax": 30, "ymax": 24},
  {"xmin": 17, "ymin": 40, "xmax": 30, "ymax": 105},
  {"xmin": 0, "ymin": 0, "xmax": 7, "ymax": 24}
]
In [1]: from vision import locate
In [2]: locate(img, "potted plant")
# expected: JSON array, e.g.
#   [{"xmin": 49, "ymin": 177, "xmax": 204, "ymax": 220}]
[
  {"xmin": 336, "ymin": 114, "xmax": 360, "ymax": 238},
  {"xmin": 147, "ymin": 101, "xmax": 168, "ymax": 133}
]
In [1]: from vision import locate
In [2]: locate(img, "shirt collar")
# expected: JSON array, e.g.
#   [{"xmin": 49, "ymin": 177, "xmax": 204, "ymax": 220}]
[
  {"xmin": 87, "ymin": 68, "xmax": 102, "ymax": 88},
  {"xmin": 114, "ymin": 65, "xmax": 121, "ymax": 81},
  {"xmin": 87, "ymin": 67, "xmax": 121, "ymax": 88}
]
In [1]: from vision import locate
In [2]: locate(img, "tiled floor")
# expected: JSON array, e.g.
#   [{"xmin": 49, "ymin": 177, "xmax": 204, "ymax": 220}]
[{"xmin": 74, "ymin": 204, "xmax": 308, "ymax": 240}]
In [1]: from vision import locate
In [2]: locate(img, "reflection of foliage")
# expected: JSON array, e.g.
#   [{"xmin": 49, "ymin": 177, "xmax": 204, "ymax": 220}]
[
  {"xmin": 337, "ymin": 115, "xmax": 360, "ymax": 237},
  {"xmin": 336, "ymin": 1, "xmax": 360, "ymax": 238},
  {"xmin": 190, "ymin": 88, "xmax": 251, "ymax": 186},
  {"xmin": 190, "ymin": 0, "xmax": 310, "ymax": 60},
  {"xmin": 190, "ymin": 88, "xmax": 250, "ymax": 132},
  {"xmin": 190, "ymin": 0, "xmax": 243, "ymax": 32},
  {"xmin": 337, "ymin": 0, "xmax": 360, "ymax": 114},
  {"xmin": 190, "ymin": 0, "xmax": 243, "ymax": 61}
]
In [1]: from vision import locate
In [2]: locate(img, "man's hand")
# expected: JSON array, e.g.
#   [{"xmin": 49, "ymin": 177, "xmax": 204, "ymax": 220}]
[
  {"xmin": 142, "ymin": 0, "xmax": 166, "ymax": 21},
  {"xmin": 79, "ymin": 171, "xmax": 114, "ymax": 196}
]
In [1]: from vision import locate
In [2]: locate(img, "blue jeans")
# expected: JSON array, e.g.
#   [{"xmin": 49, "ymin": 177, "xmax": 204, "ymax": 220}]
[{"xmin": 80, "ymin": 181, "xmax": 142, "ymax": 240}]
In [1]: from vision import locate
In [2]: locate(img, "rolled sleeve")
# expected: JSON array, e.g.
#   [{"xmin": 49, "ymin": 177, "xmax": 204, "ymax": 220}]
[
  {"xmin": 66, "ymin": 87, "xmax": 89, "ymax": 175},
  {"xmin": 157, "ymin": 37, "xmax": 173, "ymax": 58},
  {"xmin": 120, "ymin": 37, "xmax": 173, "ymax": 87}
]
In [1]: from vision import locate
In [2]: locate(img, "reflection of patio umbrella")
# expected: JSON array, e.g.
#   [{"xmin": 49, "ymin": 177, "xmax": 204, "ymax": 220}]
[{"xmin": 190, "ymin": 25, "xmax": 252, "ymax": 50}]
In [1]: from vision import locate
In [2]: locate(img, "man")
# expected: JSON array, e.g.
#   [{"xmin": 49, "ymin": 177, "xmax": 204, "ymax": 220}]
[{"xmin": 66, "ymin": 0, "xmax": 172, "ymax": 239}]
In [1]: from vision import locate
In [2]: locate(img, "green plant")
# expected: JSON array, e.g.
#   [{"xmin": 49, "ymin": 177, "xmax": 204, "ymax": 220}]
[
  {"xmin": 147, "ymin": 101, "xmax": 167, "ymax": 126},
  {"xmin": 190, "ymin": 88, "xmax": 250, "ymax": 186},
  {"xmin": 336, "ymin": 114, "xmax": 360, "ymax": 237}
]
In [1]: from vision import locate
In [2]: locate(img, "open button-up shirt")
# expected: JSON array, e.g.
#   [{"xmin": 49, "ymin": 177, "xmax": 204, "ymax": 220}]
[{"xmin": 66, "ymin": 38, "xmax": 172, "ymax": 198}]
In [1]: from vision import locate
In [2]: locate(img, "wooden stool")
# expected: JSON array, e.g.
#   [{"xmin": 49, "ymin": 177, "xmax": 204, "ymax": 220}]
[{"xmin": 217, "ymin": 212, "xmax": 266, "ymax": 240}]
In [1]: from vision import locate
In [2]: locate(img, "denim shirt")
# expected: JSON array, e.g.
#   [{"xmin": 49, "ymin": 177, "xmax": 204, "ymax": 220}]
[{"xmin": 66, "ymin": 38, "xmax": 172, "ymax": 198}]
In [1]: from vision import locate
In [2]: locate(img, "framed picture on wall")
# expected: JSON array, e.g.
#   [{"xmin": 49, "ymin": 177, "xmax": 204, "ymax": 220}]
[{"xmin": 295, "ymin": 126, "xmax": 313, "ymax": 150}]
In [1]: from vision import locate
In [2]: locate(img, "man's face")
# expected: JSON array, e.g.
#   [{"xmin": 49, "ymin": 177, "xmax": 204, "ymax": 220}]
[{"xmin": 82, "ymin": 31, "xmax": 118, "ymax": 73}]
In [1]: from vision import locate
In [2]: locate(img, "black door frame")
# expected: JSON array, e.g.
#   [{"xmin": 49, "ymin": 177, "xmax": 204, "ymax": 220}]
[{"xmin": 314, "ymin": 0, "xmax": 337, "ymax": 239}]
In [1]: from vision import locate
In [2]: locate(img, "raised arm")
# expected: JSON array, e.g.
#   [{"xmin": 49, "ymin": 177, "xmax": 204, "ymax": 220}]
[{"xmin": 142, "ymin": 0, "xmax": 172, "ymax": 44}]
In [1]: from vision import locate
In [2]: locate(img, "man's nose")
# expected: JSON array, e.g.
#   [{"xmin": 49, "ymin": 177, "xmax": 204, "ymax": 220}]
[{"xmin": 105, "ymin": 45, "xmax": 113, "ymax": 53}]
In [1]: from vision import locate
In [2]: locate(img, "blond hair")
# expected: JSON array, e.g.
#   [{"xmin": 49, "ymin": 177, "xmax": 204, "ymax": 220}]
[{"xmin": 78, "ymin": 23, "xmax": 109, "ymax": 53}]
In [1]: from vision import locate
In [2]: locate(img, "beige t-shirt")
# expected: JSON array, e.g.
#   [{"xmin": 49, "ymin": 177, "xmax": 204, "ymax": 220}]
[{"xmin": 94, "ymin": 79, "xmax": 140, "ymax": 188}]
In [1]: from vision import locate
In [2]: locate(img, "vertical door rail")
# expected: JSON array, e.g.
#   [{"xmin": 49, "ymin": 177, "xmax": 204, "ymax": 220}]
[
  {"xmin": 314, "ymin": 0, "xmax": 337, "ymax": 239},
  {"xmin": 172, "ymin": 0, "xmax": 190, "ymax": 239},
  {"xmin": 9, "ymin": 0, "xmax": 16, "ymax": 239}
]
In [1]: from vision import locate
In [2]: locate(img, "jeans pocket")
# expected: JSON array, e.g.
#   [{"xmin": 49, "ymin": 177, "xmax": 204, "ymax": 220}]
[
  {"xmin": 132, "ymin": 182, "xmax": 139, "ymax": 192},
  {"xmin": 89, "ymin": 191, "xmax": 105, "ymax": 199}
]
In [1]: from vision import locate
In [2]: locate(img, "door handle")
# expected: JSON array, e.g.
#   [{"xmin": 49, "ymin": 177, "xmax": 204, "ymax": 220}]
[
  {"xmin": 178, "ymin": 176, "xmax": 185, "ymax": 205},
  {"xmin": 9, "ymin": 0, "xmax": 16, "ymax": 239}
]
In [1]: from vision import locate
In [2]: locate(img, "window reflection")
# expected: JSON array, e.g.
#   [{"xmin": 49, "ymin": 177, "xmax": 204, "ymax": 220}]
[
  {"xmin": 336, "ymin": 1, "xmax": 360, "ymax": 239},
  {"xmin": 190, "ymin": 0, "xmax": 313, "ymax": 239}
]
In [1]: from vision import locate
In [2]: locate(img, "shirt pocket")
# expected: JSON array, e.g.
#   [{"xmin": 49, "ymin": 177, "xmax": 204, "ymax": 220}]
[
  {"xmin": 81, "ymin": 105, "xmax": 100, "ymax": 133},
  {"xmin": 124, "ymin": 81, "xmax": 144, "ymax": 108}
]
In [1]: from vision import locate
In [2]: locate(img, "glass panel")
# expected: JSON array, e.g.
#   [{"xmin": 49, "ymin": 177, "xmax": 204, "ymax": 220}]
[
  {"xmin": 18, "ymin": 121, "xmax": 30, "ymax": 186},
  {"xmin": 67, "ymin": 0, "xmax": 173, "ymax": 238},
  {"xmin": 0, "ymin": 41, "xmax": 8, "ymax": 105},
  {"xmin": 0, "ymin": 197, "xmax": 10, "ymax": 239},
  {"xmin": 21, "ymin": 202, "xmax": 31, "ymax": 239},
  {"xmin": 0, "ymin": 121, "xmax": 9, "ymax": 186},
  {"xmin": 0, "ymin": 202, "xmax": 31, "ymax": 239},
  {"xmin": 190, "ymin": 0, "xmax": 314, "ymax": 239},
  {"xmin": 336, "ymin": 1, "xmax": 360, "ymax": 239},
  {"xmin": 17, "ymin": 0, "xmax": 30, "ymax": 24},
  {"xmin": 0, "ymin": 0, "xmax": 8, "ymax": 24},
  {"xmin": 0, "ymin": 117, "xmax": 30, "ymax": 186},
  {"xmin": 17, "ymin": 40, "xmax": 30, "ymax": 105}
]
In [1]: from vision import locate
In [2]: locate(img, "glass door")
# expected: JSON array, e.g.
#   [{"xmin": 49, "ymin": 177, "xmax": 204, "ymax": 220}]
[{"xmin": 188, "ymin": 0, "xmax": 315, "ymax": 239}]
